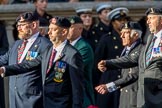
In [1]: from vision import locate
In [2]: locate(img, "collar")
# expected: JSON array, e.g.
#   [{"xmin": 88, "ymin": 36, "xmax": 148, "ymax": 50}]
[
  {"xmin": 54, "ymin": 40, "xmax": 67, "ymax": 53},
  {"xmin": 70, "ymin": 36, "xmax": 82, "ymax": 46},
  {"xmin": 27, "ymin": 32, "xmax": 39, "ymax": 43}
]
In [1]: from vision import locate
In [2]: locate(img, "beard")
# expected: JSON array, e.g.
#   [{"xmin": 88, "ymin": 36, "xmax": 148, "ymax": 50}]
[{"xmin": 18, "ymin": 29, "xmax": 33, "ymax": 39}]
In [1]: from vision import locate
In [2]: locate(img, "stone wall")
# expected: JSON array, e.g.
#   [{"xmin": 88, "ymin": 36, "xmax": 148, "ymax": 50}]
[{"xmin": 0, "ymin": 1, "xmax": 161, "ymax": 45}]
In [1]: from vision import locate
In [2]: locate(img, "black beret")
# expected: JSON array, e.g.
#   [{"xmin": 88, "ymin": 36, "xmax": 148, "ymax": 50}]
[
  {"xmin": 50, "ymin": 17, "xmax": 71, "ymax": 28},
  {"xmin": 16, "ymin": 12, "xmax": 38, "ymax": 23},
  {"xmin": 39, "ymin": 18, "xmax": 49, "ymax": 27},
  {"xmin": 121, "ymin": 21, "xmax": 142, "ymax": 31},
  {"xmin": 68, "ymin": 16, "xmax": 83, "ymax": 24},
  {"xmin": 145, "ymin": 7, "xmax": 162, "ymax": 15}
]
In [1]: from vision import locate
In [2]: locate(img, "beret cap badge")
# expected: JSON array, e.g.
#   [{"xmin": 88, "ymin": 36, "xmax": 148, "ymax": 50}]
[
  {"xmin": 125, "ymin": 23, "xmax": 128, "ymax": 29},
  {"xmin": 51, "ymin": 18, "xmax": 57, "ymax": 24},
  {"xmin": 120, "ymin": 10, "xmax": 124, "ymax": 16},
  {"xmin": 70, "ymin": 19, "xmax": 75, "ymax": 24},
  {"xmin": 150, "ymin": 8, "xmax": 155, "ymax": 14}
]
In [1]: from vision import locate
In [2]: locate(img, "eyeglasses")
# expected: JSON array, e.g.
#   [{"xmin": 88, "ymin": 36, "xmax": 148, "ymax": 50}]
[{"xmin": 16, "ymin": 22, "xmax": 31, "ymax": 28}]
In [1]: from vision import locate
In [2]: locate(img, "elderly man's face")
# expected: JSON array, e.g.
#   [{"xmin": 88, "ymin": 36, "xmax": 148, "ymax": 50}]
[
  {"xmin": 120, "ymin": 28, "xmax": 132, "ymax": 46},
  {"xmin": 16, "ymin": 21, "xmax": 33, "ymax": 39},
  {"xmin": 147, "ymin": 14, "xmax": 162, "ymax": 34}
]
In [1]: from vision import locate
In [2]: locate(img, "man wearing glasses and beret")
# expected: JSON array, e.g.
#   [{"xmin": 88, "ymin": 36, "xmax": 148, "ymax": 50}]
[{"xmin": 0, "ymin": 12, "xmax": 51, "ymax": 108}]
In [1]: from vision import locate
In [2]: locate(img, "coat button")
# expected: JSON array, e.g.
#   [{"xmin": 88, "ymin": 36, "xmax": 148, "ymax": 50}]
[
  {"xmin": 114, "ymin": 46, "xmax": 118, "ymax": 49},
  {"xmin": 125, "ymin": 90, "xmax": 128, "ymax": 92},
  {"xmin": 113, "ymin": 37, "xmax": 116, "ymax": 40},
  {"xmin": 118, "ymin": 75, "xmax": 121, "ymax": 78},
  {"xmin": 116, "ymin": 56, "xmax": 119, "ymax": 58}
]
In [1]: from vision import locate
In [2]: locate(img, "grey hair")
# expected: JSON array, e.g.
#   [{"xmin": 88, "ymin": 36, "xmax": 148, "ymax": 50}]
[{"xmin": 130, "ymin": 29, "xmax": 142, "ymax": 38}]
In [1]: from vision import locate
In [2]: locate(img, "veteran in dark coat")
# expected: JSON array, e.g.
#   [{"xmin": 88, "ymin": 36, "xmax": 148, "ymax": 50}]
[
  {"xmin": 97, "ymin": 7, "xmax": 162, "ymax": 108},
  {"xmin": 0, "ymin": 12, "xmax": 52, "ymax": 108},
  {"xmin": 0, "ymin": 17, "xmax": 84, "ymax": 108},
  {"xmin": 67, "ymin": 16, "xmax": 95, "ymax": 108},
  {"xmin": 96, "ymin": 21, "xmax": 143, "ymax": 108}
]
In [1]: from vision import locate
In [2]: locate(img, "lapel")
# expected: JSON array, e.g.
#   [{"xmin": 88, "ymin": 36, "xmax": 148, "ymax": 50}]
[
  {"xmin": 120, "ymin": 47, "xmax": 127, "ymax": 56},
  {"xmin": 120, "ymin": 39, "xmax": 141, "ymax": 57},
  {"xmin": 144, "ymin": 34, "xmax": 154, "ymax": 68},
  {"xmin": 28, "ymin": 35, "xmax": 41, "ymax": 51},
  {"xmin": 45, "ymin": 44, "xmax": 67, "ymax": 76},
  {"xmin": 21, "ymin": 35, "xmax": 41, "ymax": 62},
  {"xmin": 74, "ymin": 37, "xmax": 82, "ymax": 48}
]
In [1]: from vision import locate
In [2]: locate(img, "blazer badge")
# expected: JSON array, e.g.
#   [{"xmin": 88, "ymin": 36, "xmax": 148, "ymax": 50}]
[
  {"xmin": 26, "ymin": 51, "xmax": 38, "ymax": 60},
  {"xmin": 53, "ymin": 61, "xmax": 66, "ymax": 83}
]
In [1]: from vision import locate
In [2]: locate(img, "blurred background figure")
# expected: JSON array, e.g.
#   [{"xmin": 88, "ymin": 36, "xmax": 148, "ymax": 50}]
[
  {"xmin": 90, "ymin": 3, "xmax": 112, "ymax": 52},
  {"xmin": 94, "ymin": 7, "xmax": 130, "ymax": 108},
  {"xmin": 0, "ymin": 21, "xmax": 9, "ymax": 108},
  {"xmin": 11, "ymin": 0, "xmax": 30, "ymax": 4},
  {"xmin": 33, "ymin": 0, "xmax": 52, "ymax": 38},
  {"xmin": 0, "ymin": 0, "xmax": 8, "ymax": 4},
  {"xmin": 38, "ymin": 18, "xmax": 49, "ymax": 38},
  {"xmin": 75, "ymin": 7, "xmax": 95, "ymax": 49},
  {"xmin": 68, "ymin": 16, "xmax": 96, "ymax": 108}
]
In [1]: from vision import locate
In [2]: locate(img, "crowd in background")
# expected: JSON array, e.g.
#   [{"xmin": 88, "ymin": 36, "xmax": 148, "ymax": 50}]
[
  {"xmin": 0, "ymin": 0, "xmax": 161, "ymax": 5},
  {"xmin": 0, "ymin": 0, "xmax": 162, "ymax": 108}
]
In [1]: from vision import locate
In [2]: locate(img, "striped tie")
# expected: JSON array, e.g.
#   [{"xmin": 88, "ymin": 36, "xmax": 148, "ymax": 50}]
[
  {"xmin": 146, "ymin": 36, "xmax": 157, "ymax": 66},
  {"xmin": 17, "ymin": 40, "xmax": 28, "ymax": 63},
  {"xmin": 46, "ymin": 49, "xmax": 56, "ymax": 74}
]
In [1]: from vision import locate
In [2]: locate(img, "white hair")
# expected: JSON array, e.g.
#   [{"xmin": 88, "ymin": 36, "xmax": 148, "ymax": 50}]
[{"xmin": 130, "ymin": 29, "xmax": 142, "ymax": 38}]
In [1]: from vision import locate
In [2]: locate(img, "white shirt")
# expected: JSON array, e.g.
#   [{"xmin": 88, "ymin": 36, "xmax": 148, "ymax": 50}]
[
  {"xmin": 151, "ymin": 29, "xmax": 162, "ymax": 59},
  {"xmin": 19, "ymin": 32, "xmax": 39, "ymax": 63},
  {"xmin": 53, "ymin": 40, "xmax": 67, "ymax": 62},
  {"xmin": 1, "ymin": 32, "xmax": 39, "ymax": 77},
  {"xmin": 70, "ymin": 36, "xmax": 82, "ymax": 46}
]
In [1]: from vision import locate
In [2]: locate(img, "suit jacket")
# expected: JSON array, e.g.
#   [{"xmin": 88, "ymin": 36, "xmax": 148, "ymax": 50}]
[
  {"xmin": 4, "ymin": 42, "xmax": 84, "ymax": 108},
  {"xmin": 0, "ymin": 34, "xmax": 51, "ymax": 108},
  {"xmin": 114, "ymin": 39, "xmax": 141, "ymax": 108},
  {"xmin": 105, "ymin": 33, "xmax": 162, "ymax": 108},
  {"xmin": 74, "ymin": 37, "xmax": 95, "ymax": 107}
]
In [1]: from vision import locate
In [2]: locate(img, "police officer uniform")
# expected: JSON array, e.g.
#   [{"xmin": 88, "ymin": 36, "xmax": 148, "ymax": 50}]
[
  {"xmin": 94, "ymin": 7, "xmax": 129, "ymax": 108},
  {"xmin": 90, "ymin": 4, "xmax": 112, "ymax": 51}
]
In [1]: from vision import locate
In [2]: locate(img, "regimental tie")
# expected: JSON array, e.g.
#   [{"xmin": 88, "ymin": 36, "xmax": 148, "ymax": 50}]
[
  {"xmin": 146, "ymin": 36, "xmax": 157, "ymax": 66},
  {"xmin": 46, "ymin": 49, "xmax": 57, "ymax": 74},
  {"xmin": 17, "ymin": 39, "xmax": 28, "ymax": 63}
]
